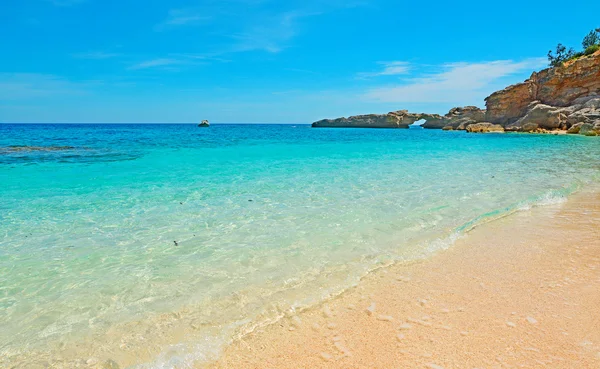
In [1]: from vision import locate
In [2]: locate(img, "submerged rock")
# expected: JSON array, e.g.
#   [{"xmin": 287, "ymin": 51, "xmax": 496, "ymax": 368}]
[
  {"xmin": 102, "ymin": 359, "xmax": 120, "ymax": 369},
  {"xmin": 1, "ymin": 145, "xmax": 76, "ymax": 153}
]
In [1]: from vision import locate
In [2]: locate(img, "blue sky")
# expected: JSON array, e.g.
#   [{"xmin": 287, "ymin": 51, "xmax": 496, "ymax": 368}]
[{"xmin": 1, "ymin": 0, "xmax": 599, "ymax": 123}]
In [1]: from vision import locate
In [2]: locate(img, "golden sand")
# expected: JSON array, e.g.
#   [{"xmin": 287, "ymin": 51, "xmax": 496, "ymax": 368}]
[{"xmin": 209, "ymin": 191, "xmax": 600, "ymax": 369}]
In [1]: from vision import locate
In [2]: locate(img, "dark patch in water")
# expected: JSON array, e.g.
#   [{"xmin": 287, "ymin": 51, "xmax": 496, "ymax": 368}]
[
  {"xmin": 1, "ymin": 145, "xmax": 77, "ymax": 153},
  {"xmin": 0, "ymin": 145, "xmax": 142, "ymax": 165}
]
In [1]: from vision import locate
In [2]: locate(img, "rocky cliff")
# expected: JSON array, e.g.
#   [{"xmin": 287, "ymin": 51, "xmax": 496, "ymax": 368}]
[
  {"xmin": 312, "ymin": 50, "xmax": 600, "ymax": 135},
  {"xmin": 485, "ymin": 50, "xmax": 600, "ymax": 134}
]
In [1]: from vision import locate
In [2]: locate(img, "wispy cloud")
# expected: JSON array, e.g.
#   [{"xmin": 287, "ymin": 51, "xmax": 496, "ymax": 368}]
[
  {"xmin": 128, "ymin": 58, "xmax": 186, "ymax": 70},
  {"xmin": 155, "ymin": 1, "xmax": 360, "ymax": 55},
  {"xmin": 227, "ymin": 10, "xmax": 318, "ymax": 53},
  {"xmin": 357, "ymin": 61, "xmax": 411, "ymax": 79},
  {"xmin": 73, "ymin": 51, "xmax": 121, "ymax": 59},
  {"xmin": 363, "ymin": 58, "xmax": 547, "ymax": 103},
  {"xmin": 0, "ymin": 73, "xmax": 90, "ymax": 100},
  {"xmin": 155, "ymin": 8, "xmax": 211, "ymax": 30}
]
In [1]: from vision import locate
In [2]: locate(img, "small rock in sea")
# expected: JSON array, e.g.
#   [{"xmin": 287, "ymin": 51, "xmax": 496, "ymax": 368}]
[
  {"xmin": 526, "ymin": 316, "xmax": 538, "ymax": 324},
  {"xmin": 173, "ymin": 241, "xmax": 178, "ymax": 246},
  {"xmin": 506, "ymin": 321, "xmax": 516, "ymax": 328},
  {"xmin": 377, "ymin": 315, "xmax": 394, "ymax": 322},
  {"xmin": 180, "ymin": 202, "xmax": 183, "ymax": 205},
  {"xmin": 102, "ymin": 359, "xmax": 120, "ymax": 369},
  {"xmin": 398, "ymin": 323, "xmax": 412, "ymax": 330},
  {"xmin": 248, "ymin": 199, "xmax": 253, "ymax": 202},
  {"xmin": 320, "ymin": 352, "xmax": 333, "ymax": 361},
  {"xmin": 366, "ymin": 302, "xmax": 376, "ymax": 316}
]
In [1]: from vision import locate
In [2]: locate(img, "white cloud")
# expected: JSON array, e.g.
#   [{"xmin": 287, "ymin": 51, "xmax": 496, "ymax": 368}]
[
  {"xmin": 357, "ymin": 61, "xmax": 411, "ymax": 79},
  {"xmin": 227, "ymin": 10, "xmax": 317, "ymax": 53},
  {"xmin": 156, "ymin": 1, "xmax": 361, "ymax": 54},
  {"xmin": 128, "ymin": 58, "xmax": 185, "ymax": 70},
  {"xmin": 363, "ymin": 58, "xmax": 547, "ymax": 103}
]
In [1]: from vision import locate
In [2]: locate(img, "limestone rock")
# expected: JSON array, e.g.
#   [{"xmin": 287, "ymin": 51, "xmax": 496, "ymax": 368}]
[
  {"xmin": 567, "ymin": 122, "xmax": 584, "ymax": 134},
  {"xmin": 521, "ymin": 123, "xmax": 540, "ymax": 132},
  {"xmin": 422, "ymin": 106, "xmax": 485, "ymax": 129},
  {"xmin": 579, "ymin": 123, "xmax": 598, "ymax": 136},
  {"xmin": 312, "ymin": 110, "xmax": 437, "ymax": 128},
  {"xmin": 511, "ymin": 104, "xmax": 568, "ymax": 130},
  {"xmin": 485, "ymin": 50, "xmax": 600, "ymax": 125},
  {"xmin": 465, "ymin": 122, "xmax": 504, "ymax": 133}
]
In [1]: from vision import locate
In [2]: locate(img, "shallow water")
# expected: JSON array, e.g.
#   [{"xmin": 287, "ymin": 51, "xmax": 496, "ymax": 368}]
[{"xmin": 1, "ymin": 124, "xmax": 599, "ymax": 367}]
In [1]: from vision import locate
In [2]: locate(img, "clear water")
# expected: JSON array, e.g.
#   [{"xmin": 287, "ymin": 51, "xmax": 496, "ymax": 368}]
[{"xmin": 1, "ymin": 124, "xmax": 599, "ymax": 367}]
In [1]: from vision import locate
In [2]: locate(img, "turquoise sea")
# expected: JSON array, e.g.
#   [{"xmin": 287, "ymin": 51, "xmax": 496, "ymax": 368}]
[{"xmin": 1, "ymin": 124, "xmax": 599, "ymax": 368}]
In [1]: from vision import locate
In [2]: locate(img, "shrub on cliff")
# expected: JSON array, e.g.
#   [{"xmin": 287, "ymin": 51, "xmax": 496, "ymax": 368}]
[
  {"xmin": 547, "ymin": 44, "xmax": 575, "ymax": 67},
  {"xmin": 547, "ymin": 28, "xmax": 599, "ymax": 67},
  {"xmin": 582, "ymin": 29, "xmax": 600, "ymax": 49},
  {"xmin": 584, "ymin": 44, "xmax": 600, "ymax": 55}
]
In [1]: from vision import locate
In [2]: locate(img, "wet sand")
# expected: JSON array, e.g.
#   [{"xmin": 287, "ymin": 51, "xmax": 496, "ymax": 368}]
[{"xmin": 209, "ymin": 191, "xmax": 600, "ymax": 369}]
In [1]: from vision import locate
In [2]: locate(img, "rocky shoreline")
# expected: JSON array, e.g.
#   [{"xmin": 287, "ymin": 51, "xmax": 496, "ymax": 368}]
[{"xmin": 312, "ymin": 50, "xmax": 600, "ymax": 136}]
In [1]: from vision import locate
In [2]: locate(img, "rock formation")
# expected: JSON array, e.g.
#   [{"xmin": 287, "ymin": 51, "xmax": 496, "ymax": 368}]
[
  {"xmin": 485, "ymin": 50, "xmax": 600, "ymax": 132},
  {"xmin": 311, "ymin": 50, "xmax": 600, "ymax": 136},
  {"xmin": 311, "ymin": 110, "xmax": 443, "ymax": 128},
  {"xmin": 426, "ymin": 106, "xmax": 486, "ymax": 130},
  {"xmin": 465, "ymin": 123, "xmax": 504, "ymax": 133}
]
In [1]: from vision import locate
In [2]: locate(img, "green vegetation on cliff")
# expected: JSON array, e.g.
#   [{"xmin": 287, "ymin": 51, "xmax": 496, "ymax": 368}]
[{"xmin": 548, "ymin": 28, "xmax": 600, "ymax": 67}]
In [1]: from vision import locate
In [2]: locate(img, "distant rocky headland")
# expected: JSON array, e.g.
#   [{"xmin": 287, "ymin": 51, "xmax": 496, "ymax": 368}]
[{"xmin": 313, "ymin": 50, "xmax": 600, "ymax": 136}]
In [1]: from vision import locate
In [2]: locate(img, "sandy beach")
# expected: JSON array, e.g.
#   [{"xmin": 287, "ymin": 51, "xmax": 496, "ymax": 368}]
[{"xmin": 210, "ymin": 190, "xmax": 600, "ymax": 369}]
